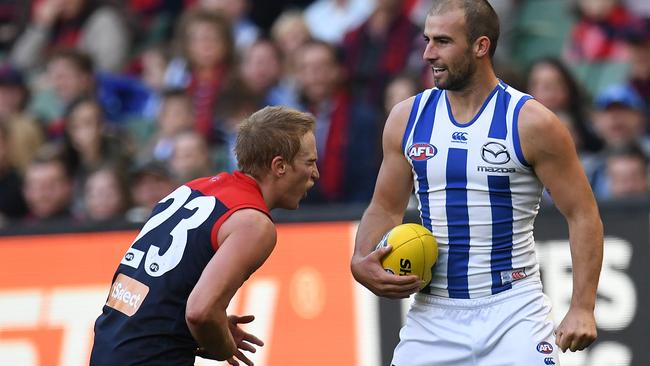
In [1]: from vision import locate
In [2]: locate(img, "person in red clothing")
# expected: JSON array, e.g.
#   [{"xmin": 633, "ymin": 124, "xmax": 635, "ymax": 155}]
[
  {"xmin": 90, "ymin": 106, "xmax": 319, "ymax": 366},
  {"xmin": 164, "ymin": 8, "xmax": 237, "ymax": 143}
]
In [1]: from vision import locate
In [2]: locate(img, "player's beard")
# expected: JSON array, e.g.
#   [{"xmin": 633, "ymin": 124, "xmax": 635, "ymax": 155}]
[{"xmin": 432, "ymin": 49, "xmax": 476, "ymax": 91}]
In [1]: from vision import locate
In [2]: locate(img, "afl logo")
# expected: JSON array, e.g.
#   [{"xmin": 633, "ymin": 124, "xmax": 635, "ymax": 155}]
[
  {"xmin": 408, "ymin": 143, "xmax": 437, "ymax": 161},
  {"xmin": 481, "ymin": 142, "xmax": 510, "ymax": 165},
  {"xmin": 536, "ymin": 341, "xmax": 554, "ymax": 354}
]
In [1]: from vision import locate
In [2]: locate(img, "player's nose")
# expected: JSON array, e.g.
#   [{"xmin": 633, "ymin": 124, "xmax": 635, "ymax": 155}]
[
  {"xmin": 312, "ymin": 166, "xmax": 320, "ymax": 182},
  {"xmin": 423, "ymin": 44, "xmax": 437, "ymax": 62}
]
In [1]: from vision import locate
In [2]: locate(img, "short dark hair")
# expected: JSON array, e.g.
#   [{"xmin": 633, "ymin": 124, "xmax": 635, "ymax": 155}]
[
  {"xmin": 48, "ymin": 48, "xmax": 95, "ymax": 75},
  {"xmin": 161, "ymin": 88, "xmax": 190, "ymax": 101},
  {"xmin": 607, "ymin": 143, "xmax": 649, "ymax": 166},
  {"xmin": 428, "ymin": 0, "xmax": 500, "ymax": 58},
  {"xmin": 235, "ymin": 106, "xmax": 315, "ymax": 179}
]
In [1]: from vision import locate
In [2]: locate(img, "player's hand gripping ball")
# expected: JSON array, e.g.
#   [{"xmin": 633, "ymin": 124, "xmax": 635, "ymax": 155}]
[{"xmin": 375, "ymin": 223, "xmax": 438, "ymax": 289}]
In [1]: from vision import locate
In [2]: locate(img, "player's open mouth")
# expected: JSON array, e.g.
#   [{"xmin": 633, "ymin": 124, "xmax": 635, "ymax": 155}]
[{"xmin": 433, "ymin": 67, "xmax": 446, "ymax": 76}]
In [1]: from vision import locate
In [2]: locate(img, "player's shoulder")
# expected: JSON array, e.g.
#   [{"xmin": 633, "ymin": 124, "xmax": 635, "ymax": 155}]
[
  {"xmin": 518, "ymin": 98, "xmax": 562, "ymax": 135},
  {"xmin": 517, "ymin": 98, "xmax": 576, "ymax": 164},
  {"xmin": 223, "ymin": 209, "xmax": 275, "ymax": 237},
  {"xmin": 384, "ymin": 95, "xmax": 417, "ymax": 138}
]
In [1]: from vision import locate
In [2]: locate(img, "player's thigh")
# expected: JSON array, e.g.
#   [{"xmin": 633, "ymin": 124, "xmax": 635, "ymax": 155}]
[
  {"xmin": 391, "ymin": 303, "xmax": 474, "ymax": 366},
  {"xmin": 480, "ymin": 293, "xmax": 559, "ymax": 366}
]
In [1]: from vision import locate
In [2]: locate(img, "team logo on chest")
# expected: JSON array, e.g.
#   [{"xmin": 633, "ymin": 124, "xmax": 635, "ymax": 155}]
[
  {"xmin": 481, "ymin": 142, "xmax": 510, "ymax": 164},
  {"xmin": 407, "ymin": 143, "xmax": 438, "ymax": 161},
  {"xmin": 451, "ymin": 132, "xmax": 468, "ymax": 143}
]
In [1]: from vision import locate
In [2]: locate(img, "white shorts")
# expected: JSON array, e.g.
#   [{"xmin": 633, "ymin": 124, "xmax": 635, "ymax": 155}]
[{"xmin": 391, "ymin": 281, "xmax": 559, "ymax": 366}]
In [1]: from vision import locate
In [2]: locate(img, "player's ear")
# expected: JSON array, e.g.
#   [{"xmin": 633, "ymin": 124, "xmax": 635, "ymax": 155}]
[
  {"xmin": 271, "ymin": 156, "xmax": 286, "ymax": 177},
  {"xmin": 474, "ymin": 36, "xmax": 490, "ymax": 58}
]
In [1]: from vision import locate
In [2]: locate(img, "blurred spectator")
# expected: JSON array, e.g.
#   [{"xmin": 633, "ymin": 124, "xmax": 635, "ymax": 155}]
[
  {"xmin": 10, "ymin": 0, "xmax": 131, "ymax": 72},
  {"xmin": 605, "ymin": 143, "xmax": 649, "ymax": 199},
  {"xmin": 341, "ymin": 0, "xmax": 423, "ymax": 110},
  {"xmin": 139, "ymin": 44, "xmax": 171, "ymax": 95},
  {"xmin": 164, "ymin": 8, "xmax": 237, "ymax": 142},
  {"xmin": 296, "ymin": 40, "xmax": 349, "ymax": 202},
  {"xmin": 592, "ymin": 84, "xmax": 649, "ymax": 152},
  {"xmin": 304, "ymin": 0, "xmax": 375, "ymax": 44},
  {"xmin": 270, "ymin": 9, "xmax": 312, "ymax": 83},
  {"xmin": 239, "ymin": 38, "xmax": 298, "ymax": 108},
  {"xmin": 296, "ymin": 40, "xmax": 379, "ymax": 203},
  {"xmin": 0, "ymin": 123, "xmax": 28, "ymax": 225},
  {"xmin": 32, "ymin": 49, "xmax": 158, "ymax": 137},
  {"xmin": 0, "ymin": 64, "xmax": 46, "ymax": 173},
  {"xmin": 31, "ymin": 49, "xmax": 95, "ymax": 137},
  {"xmin": 169, "ymin": 130, "xmax": 214, "ymax": 183},
  {"xmin": 124, "ymin": 0, "xmax": 182, "ymax": 52},
  {"xmin": 125, "ymin": 160, "xmax": 177, "ymax": 223},
  {"xmin": 22, "ymin": 145, "xmax": 74, "ymax": 223},
  {"xmin": 526, "ymin": 57, "xmax": 603, "ymax": 153},
  {"xmin": 622, "ymin": 20, "xmax": 650, "ymax": 118},
  {"xmin": 122, "ymin": 43, "xmax": 173, "ymax": 132},
  {"xmin": 139, "ymin": 88, "xmax": 195, "ymax": 163},
  {"xmin": 81, "ymin": 164, "xmax": 131, "ymax": 222},
  {"xmin": 384, "ymin": 73, "xmax": 419, "ymax": 114},
  {"xmin": 586, "ymin": 84, "xmax": 650, "ymax": 197},
  {"xmin": 0, "ymin": 0, "xmax": 31, "ymax": 52},
  {"xmin": 195, "ymin": 0, "xmax": 260, "ymax": 52},
  {"xmin": 212, "ymin": 83, "xmax": 259, "ymax": 172},
  {"xmin": 566, "ymin": 0, "xmax": 644, "ymax": 62},
  {"xmin": 60, "ymin": 97, "xmax": 133, "ymax": 217}
]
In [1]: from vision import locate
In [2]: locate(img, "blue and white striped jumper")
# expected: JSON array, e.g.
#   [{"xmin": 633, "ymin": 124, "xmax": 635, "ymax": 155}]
[{"xmin": 403, "ymin": 81, "xmax": 544, "ymax": 299}]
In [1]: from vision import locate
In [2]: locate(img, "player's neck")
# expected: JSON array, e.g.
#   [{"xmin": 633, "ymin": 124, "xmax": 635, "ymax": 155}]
[
  {"xmin": 445, "ymin": 70, "xmax": 499, "ymax": 125},
  {"xmin": 246, "ymin": 173, "xmax": 276, "ymax": 210}
]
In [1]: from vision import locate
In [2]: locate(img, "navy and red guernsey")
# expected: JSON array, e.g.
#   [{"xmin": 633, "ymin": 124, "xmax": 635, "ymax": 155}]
[{"xmin": 90, "ymin": 171, "xmax": 270, "ymax": 366}]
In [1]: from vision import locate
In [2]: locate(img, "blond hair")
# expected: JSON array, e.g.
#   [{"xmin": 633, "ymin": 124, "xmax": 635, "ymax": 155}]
[{"xmin": 235, "ymin": 106, "xmax": 315, "ymax": 179}]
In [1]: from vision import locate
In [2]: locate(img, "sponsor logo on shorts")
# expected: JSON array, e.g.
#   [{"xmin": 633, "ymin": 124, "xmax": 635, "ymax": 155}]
[
  {"xmin": 544, "ymin": 357, "xmax": 556, "ymax": 365},
  {"xmin": 500, "ymin": 268, "xmax": 527, "ymax": 284},
  {"xmin": 537, "ymin": 341, "xmax": 554, "ymax": 354},
  {"xmin": 106, "ymin": 273, "xmax": 149, "ymax": 316},
  {"xmin": 407, "ymin": 143, "xmax": 437, "ymax": 161}
]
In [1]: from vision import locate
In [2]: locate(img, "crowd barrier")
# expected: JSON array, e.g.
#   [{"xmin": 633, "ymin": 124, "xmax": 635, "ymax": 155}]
[{"xmin": 0, "ymin": 202, "xmax": 647, "ymax": 366}]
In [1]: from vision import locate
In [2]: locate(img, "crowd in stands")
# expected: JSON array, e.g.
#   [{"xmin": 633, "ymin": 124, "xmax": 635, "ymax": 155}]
[{"xmin": 0, "ymin": 0, "xmax": 648, "ymax": 229}]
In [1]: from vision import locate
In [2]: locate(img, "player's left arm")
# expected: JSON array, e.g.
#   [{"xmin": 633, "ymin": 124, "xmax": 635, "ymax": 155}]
[
  {"xmin": 186, "ymin": 209, "xmax": 275, "ymax": 365},
  {"xmin": 519, "ymin": 100, "xmax": 604, "ymax": 353}
]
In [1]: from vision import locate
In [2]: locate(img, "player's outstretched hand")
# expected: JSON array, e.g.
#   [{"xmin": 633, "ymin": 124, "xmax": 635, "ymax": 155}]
[
  {"xmin": 555, "ymin": 306, "xmax": 597, "ymax": 352},
  {"xmin": 351, "ymin": 245, "xmax": 422, "ymax": 299},
  {"xmin": 226, "ymin": 314, "xmax": 264, "ymax": 366}
]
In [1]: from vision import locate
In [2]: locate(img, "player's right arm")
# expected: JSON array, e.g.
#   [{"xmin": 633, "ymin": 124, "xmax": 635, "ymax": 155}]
[
  {"xmin": 350, "ymin": 97, "xmax": 422, "ymax": 298},
  {"xmin": 186, "ymin": 209, "xmax": 275, "ymax": 364}
]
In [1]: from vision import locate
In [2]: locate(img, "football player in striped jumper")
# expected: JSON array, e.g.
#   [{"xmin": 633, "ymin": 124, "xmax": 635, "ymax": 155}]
[
  {"xmin": 351, "ymin": 1, "xmax": 603, "ymax": 365},
  {"xmin": 91, "ymin": 106, "xmax": 319, "ymax": 366}
]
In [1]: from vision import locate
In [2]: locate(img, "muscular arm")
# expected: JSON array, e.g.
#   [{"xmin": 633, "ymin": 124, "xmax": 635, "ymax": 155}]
[
  {"xmin": 519, "ymin": 101, "xmax": 603, "ymax": 352},
  {"xmin": 186, "ymin": 209, "xmax": 276, "ymax": 360},
  {"xmin": 350, "ymin": 98, "xmax": 422, "ymax": 298}
]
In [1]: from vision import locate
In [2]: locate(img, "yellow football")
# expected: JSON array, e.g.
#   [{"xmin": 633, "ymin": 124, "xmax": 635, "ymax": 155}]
[{"xmin": 376, "ymin": 223, "xmax": 438, "ymax": 289}]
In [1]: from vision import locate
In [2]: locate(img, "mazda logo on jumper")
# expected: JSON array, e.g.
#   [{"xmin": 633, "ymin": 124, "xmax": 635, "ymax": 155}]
[{"xmin": 481, "ymin": 142, "xmax": 510, "ymax": 164}]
